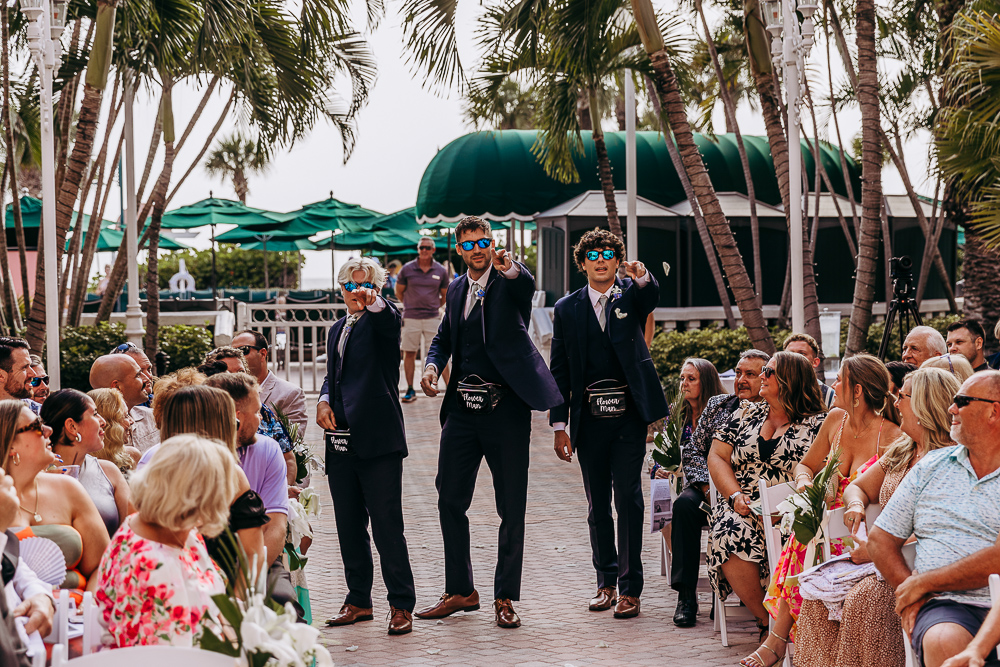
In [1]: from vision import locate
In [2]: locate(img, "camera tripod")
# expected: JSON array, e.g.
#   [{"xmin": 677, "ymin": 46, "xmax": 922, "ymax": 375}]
[{"xmin": 878, "ymin": 292, "xmax": 923, "ymax": 361}]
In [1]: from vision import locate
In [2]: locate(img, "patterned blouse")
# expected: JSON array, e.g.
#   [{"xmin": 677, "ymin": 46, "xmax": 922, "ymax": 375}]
[
  {"xmin": 681, "ymin": 393, "xmax": 742, "ymax": 488},
  {"xmin": 96, "ymin": 515, "xmax": 225, "ymax": 648}
]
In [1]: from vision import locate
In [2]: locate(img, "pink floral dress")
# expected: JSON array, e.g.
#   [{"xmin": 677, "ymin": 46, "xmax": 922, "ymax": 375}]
[{"xmin": 95, "ymin": 514, "xmax": 225, "ymax": 648}]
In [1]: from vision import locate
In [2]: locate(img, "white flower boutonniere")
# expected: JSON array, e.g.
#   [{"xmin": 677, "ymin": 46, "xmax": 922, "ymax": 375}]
[
  {"xmin": 615, "ymin": 310, "xmax": 627, "ymax": 319},
  {"xmin": 609, "ymin": 285, "xmax": 622, "ymax": 302}
]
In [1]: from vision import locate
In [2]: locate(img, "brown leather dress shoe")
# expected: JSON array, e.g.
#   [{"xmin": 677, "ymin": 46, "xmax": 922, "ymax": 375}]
[
  {"xmin": 387, "ymin": 607, "xmax": 413, "ymax": 635},
  {"xmin": 494, "ymin": 599, "xmax": 521, "ymax": 628},
  {"xmin": 326, "ymin": 603, "xmax": 374, "ymax": 626},
  {"xmin": 613, "ymin": 595, "xmax": 640, "ymax": 618},
  {"xmin": 414, "ymin": 590, "xmax": 480, "ymax": 619},
  {"xmin": 589, "ymin": 587, "xmax": 617, "ymax": 611}
]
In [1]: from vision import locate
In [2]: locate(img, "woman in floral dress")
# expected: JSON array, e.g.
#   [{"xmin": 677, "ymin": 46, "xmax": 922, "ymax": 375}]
[
  {"xmin": 96, "ymin": 435, "xmax": 239, "ymax": 648},
  {"xmin": 706, "ymin": 352, "xmax": 828, "ymax": 646},
  {"xmin": 742, "ymin": 354, "xmax": 902, "ymax": 667}
]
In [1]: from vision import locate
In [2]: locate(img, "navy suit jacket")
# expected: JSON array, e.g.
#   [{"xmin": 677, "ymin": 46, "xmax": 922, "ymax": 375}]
[
  {"xmin": 320, "ymin": 300, "xmax": 407, "ymax": 459},
  {"xmin": 549, "ymin": 275, "xmax": 669, "ymax": 444},
  {"xmin": 426, "ymin": 262, "xmax": 561, "ymax": 424}
]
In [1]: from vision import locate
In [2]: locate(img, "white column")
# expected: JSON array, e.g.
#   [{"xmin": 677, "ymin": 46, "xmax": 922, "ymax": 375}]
[
  {"xmin": 784, "ymin": 0, "xmax": 804, "ymax": 333},
  {"xmin": 123, "ymin": 72, "xmax": 145, "ymax": 345},
  {"xmin": 625, "ymin": 75, "xmax": 638, "ymax": 261},
  {"xmin": 39, "ymin": 6, "xmax": 59, "ymax": 389}
]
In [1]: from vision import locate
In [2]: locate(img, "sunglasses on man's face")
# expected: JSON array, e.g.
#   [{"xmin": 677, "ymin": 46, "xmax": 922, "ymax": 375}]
[
  {"xmin": 586, "ymin": 249, "xmax": 616, "ymax": 261},
  {"xmin": 111, "ymin": 342, "xmax": 140, "ymax": 354},
  {"xmin": 29, "ymin": 376, "xmax": 49, "ymax": 387},
  {"xmin": 15, "ymin": 417, "xmax": 44, "ymax": 436},
  {"xmin": 458, "ymin": 239, "xmax": 491, "ymax": 251},
  {"xmin": 343, "ymin": 281, "xmax": 375, "ymax": 292},
  {"xmin": 762, "ymin": 366, "xmax": 777, "ymax": 378},
  {"xmin": 418, "ymin": 245, "xmax": 434, "ymax": 251},
  {"xmin": 953, "ymin": 394, "xmax": 1000, "ymax": 409},
  {"xmin": 235, "ymin": 345, "xmax": 263, "ymax": 357}
]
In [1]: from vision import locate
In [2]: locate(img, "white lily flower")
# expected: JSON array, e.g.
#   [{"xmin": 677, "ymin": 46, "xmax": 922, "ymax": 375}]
[
  {"xmin": 286, "ymin": 499, "xmax": 314, "ymax": 546},
  {"xmin": 780, "ymin": 511, "xmax": 794, "ymax": 534},
  {"xmin": 299, "ymin": 487, "xmax": 321, "ymax": 517},
  {"xmin": 311, "ymin": 645, "xmax": 335, "ymax": 667}
]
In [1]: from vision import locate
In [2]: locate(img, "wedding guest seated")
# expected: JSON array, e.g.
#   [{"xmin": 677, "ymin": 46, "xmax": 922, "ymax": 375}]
[
  {"xmin": 109, "ymin": 342, "xmax": 155, "ymax": 407},
  {"xmin": 945, "ymin": 319, "xmax": 989, "ymax": 373},
  {"xmin": 204, "ymin": 346, "xmax": 248, "ymax": 374},
  {"xmin": 869, "ymin": 370, "xmax": 1000, "ymax": 667},
  {"xmin": 41, "ymin": 390, "xmax": 131, "ymax": 538},
  {"xmin": 89, "ymin": 355, "xmax": 158, "ymax": 453},
  {"xmin": 747, "ymin": 354, "xmax": 902, "ymax": 667},
  {"xmin": 95, "ymin": 435, "xmax": 235, "ymax": 648},
  {"xmin": 0, "ymin": 400, "xmax": 109, "ymax": 594},
  {"xmin": 901, "ymin": 325, "xmax": 947, "ymax": 368},
  {"xmin": 27, "ymin": 355, "xmax": 48, "ymax": 405},
  {"xmin": 783, "ymin": 333, "xmax": 836, "ymax": 407},
  {"xmin": 795, "ymin": 366, "xmax": 960, "ymax": 667},
  {"xmin": 886, "ymin": 361, "xmax": 918, "ymax": 397},
  {"xmin": 663, "ymin": 356, "xmax": 731, "ymax": 627},
  {"xmin": 0, "ymin": 339, "xmax": 41, "ymax": 414},
  {"xmin": 88, "ymin": 389, "xmax": 142, "ymax": 471},
  {"xmin": 707, "ymin": 352, "xmax": 827, "ymax": 646},
  {"xmin": 941, "ymin": 602, "xmax": 1000, "ymax": 667},
  {"xmin": 922, "ymin": 353, "xmax": 974, "ymax": 383},
  {"xmin": 149, "ymin": 367, "xmax": 207, "ymax": 433}
]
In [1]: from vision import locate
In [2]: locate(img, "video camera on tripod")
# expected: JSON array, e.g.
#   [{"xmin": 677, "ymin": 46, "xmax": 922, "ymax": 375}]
[{"xmin": 878, "ymin": 255, "xmax": 923, "ymax": 360}]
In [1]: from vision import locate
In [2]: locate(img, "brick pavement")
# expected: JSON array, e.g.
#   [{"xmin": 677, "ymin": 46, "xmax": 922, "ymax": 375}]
[{"xmin": 300, "ymin": 394, "xmax": 760, "ymax": 666}]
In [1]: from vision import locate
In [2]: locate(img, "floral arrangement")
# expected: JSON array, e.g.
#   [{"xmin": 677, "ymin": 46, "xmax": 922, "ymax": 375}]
[
  {"xmin": 775, "ymin": 449, "xmax": 843, "ymax": 567},
  {"xmin": 199, "ymin": 534, "xmax": 332, "ymax": 667},
  {"xmin": 651, "ymin": 390, "xmax": 686, "ymax": 494},
  {"xmin": 271, "ymin": 407, "xmax": 322, "ymax": 483},
  {"xmin": 284, "ymin": 495, "xmax": 319, "ymax": 572}
]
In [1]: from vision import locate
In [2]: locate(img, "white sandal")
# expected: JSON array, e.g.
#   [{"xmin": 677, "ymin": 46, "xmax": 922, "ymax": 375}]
[{"xmin": 739, "ymin": 630, "xmax": 787, "ymax": 667}]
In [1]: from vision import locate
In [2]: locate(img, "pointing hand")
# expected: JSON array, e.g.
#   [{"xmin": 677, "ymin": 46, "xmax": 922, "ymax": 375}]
[
  {"xmin": 622, "ymin": 261, "xmax": 646, "ymax": 280},
  {"xmin": 491, "ymin": 247, "xmax": 513, "ymax": 272}
]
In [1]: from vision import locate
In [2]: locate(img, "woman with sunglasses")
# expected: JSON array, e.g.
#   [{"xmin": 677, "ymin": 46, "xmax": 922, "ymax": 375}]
[
  {"xmin": 0, "ymin": 399, "xmax": 110, "ymax": 594},
  {"xmin": 794, "ymin": 366, "xmax": 958, "ymax": 667},
  {"xmin": 41, "ymin": 389, "xmax": 132, "ymax": 538},
  {"xmin": 706, "ymin": 352, "xmax": 828, "ymax": 655}
]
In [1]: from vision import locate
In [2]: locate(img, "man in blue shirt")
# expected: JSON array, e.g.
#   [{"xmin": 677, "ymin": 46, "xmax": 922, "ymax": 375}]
[{"xmin": 869, "ymin": 370, "xmax": 1000, "ymax": 667}]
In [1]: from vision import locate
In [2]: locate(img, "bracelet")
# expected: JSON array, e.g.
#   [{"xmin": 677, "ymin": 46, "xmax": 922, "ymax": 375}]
[
  {"xmin": 795, "ymin": 473, "xmax": 812, "ymax": 483},
  {"xmin": 846, "ymin": 500, "xmax": 865, "ymax": 510}
]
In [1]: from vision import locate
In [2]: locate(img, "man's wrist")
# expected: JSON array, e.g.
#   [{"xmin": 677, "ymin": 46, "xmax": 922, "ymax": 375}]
[{"xmin": 424, "ymin": 363, "xmax": 438, "ymax": 376}]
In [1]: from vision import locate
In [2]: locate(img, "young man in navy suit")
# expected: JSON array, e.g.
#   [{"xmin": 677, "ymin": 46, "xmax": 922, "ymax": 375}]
[
  {"xmin": 317, "ymin": 257, "xmax": 416, "ymax": 635},
  {"xmin": 549, "ymin": 228, "xmax": 668, "ymax": 619},
  {"xmin": 415, "ymin": 216, "xmax": 561, "ymax": 629}
]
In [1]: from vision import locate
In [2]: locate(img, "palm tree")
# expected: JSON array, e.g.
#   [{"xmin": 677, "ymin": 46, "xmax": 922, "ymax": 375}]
[
  {"xmin": 464, "ymin": 79, "xmax": 537, "ymax": 130},
  {"xmin": 204, "ymin": 132, "xmax": 269, "ymax": 204}
]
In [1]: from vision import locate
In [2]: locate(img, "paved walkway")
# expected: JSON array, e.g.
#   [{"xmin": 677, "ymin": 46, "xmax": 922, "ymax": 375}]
[{"xmin": 300, "ymin": 395, "xmax": 759, "ymax": 666}]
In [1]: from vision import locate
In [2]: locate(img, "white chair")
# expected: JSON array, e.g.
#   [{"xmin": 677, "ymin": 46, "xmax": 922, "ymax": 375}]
[
  {"xmin": 758, "ymin": 479, "xmax": 798, "ymax": 667},
  {"xmin": 902, "ymin": 541, "xmax": 918, "ymax": 667},
  {"xmin": 990, "ymin": 574, "xmax": 1000, "ymax": 655},
  {"xmin": 822, "ymin": 503, "xmax": 882, "ymax": 561},
  {"xmin": 80, "ymin": 592, "xmax": 101, "ymax": 656},
  {"xmin": 709, "ymin": 477, "xmax": 758, "ymax": 647},
  {"xmin": 50, "ymin": 644, "xmax": 241, "ymax": 667}
]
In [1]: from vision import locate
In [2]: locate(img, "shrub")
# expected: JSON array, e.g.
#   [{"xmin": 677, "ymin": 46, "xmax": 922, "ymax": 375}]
[{"xmin": 158, "ymin": 325, "xmax": 215, "ymax": 372}]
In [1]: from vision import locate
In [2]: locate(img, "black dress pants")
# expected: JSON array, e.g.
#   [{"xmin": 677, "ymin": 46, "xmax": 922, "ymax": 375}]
[
  {"xmin": 575, "ymin": 411, "xmax": 647, "ymax": 597},
  {"xmin": 326, "ymin": 451, "xmax": 416, "ymax": 611},
  {"xmin": 436, "ymin": 395, "xmax": 531, "ymax": 601},
  {"xmin": 670, "ymin": 485, "xmax": 709, "ymax": 592}
]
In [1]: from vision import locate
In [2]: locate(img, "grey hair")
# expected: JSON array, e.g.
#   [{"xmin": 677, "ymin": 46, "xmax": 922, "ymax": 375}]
[
  {"xmin": 338, "ymin": 257, "xmax": 387, "ymax": 291},
  {"xmin": 907, "ymin": 325, "xmax": 947, "ymax": 354},
  {"xmin": 739, "ymin": 349, "xmax": 771, "ymax": 363}
]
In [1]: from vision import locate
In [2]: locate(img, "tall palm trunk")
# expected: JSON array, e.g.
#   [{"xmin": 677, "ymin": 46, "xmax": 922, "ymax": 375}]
[
  {"xmin": 844, "ymin": 0, "xmax": 882, "ymax": 357},
  {"xmin": 2, "ymin": 9, "xmax": 29, "ymax": 310},
  {"xmin": 588, "ymin": 87, "xmax": 623, "ymax": 239},
  {"xmin": 697, "ymin": 0, "xmax": 761, "ymax": 303},
  {"xmin": 631, "ymin": 0, "xmax": 773, "ymax": 352},
  {"xmin": 144, "ymin": 81, "xmax": 174, "ymax": 359},
  {"xmin": 0, "ymin": 164, "xmax": 20, "ymax": 331}
]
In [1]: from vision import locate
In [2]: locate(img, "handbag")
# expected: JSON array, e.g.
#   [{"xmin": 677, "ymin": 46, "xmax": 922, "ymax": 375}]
[
  {"xmin": 585, "ymin": 379, "xmax": 628, "ymax": 417},
  {"xmin": 456, "ymin": 374, "xmax": 505, "ymax": 414},
  {"xmin": 324, "ymin": 429, "xmax": 355, "ymax": 457}
]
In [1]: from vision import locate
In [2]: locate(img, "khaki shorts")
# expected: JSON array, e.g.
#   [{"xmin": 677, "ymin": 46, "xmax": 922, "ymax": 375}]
[{"xmin": 401, "ymin": 317, "xmax": 441, "ymax": 354}]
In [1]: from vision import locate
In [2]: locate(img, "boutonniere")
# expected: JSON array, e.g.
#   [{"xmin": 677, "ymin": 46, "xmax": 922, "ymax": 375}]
[
  {"xmin": 609, "ymin": 285, "xmax": 622, "ymax": 302},
  {"xmin": 615, "ymin": 310, "xmax": 627, "ymax": 319},
  {"xmin": 475, "ymin": 286, "xmax": 486, "ymax": 300}
]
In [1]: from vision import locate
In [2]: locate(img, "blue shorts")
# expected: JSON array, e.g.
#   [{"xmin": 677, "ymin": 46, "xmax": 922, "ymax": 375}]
[{"xmin": 912, "ymin": 598, "xmax": 996, "ymax": 666}]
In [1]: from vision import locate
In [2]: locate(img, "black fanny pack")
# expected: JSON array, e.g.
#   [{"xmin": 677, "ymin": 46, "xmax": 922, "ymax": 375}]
[
  {"xmin": 324, "ymin": 429, "xmax": 355, "ymax": 457},
  {"xmin": 456, "ymin": 374, "xmax": 505, "ymax": 414},
  {"xmin": 585, "ymin": 380, "xmax": 628, "ymax": 417}
]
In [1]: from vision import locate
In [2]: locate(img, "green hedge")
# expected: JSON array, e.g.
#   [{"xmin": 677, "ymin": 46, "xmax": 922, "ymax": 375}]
[
  {"xmin": 60, "ymin": 323, "xmax": 215, "ymax": 391},
  {"xmin": 651, "ymin": 314, "xmax": 965, "ymax": 386}
]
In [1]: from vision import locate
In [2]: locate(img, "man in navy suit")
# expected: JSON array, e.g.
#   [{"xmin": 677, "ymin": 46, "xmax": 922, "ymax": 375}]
[
  {"xmin": 415, "ymin": 216, "xmax": 561, "ymax": 629},
  {"xmin": 317, "ymin": 257, "xmax": 416, "ymax": 635},
  {"xmin": 549, "ymin": 228, "xmax": 668, "ymax": 619}
]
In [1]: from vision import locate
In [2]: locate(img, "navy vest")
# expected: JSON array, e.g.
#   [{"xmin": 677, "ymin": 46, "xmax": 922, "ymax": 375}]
[
  {"xmin": 584, "ymin": 303, "xmax": 628, "ymax": 387},
  {"xmin": 455, "ymin": 299, "xmax": 503, "ymax": 384},
  {"xmin": 333, "ymin": 327, "xmax": 350, "ymax": 428}
]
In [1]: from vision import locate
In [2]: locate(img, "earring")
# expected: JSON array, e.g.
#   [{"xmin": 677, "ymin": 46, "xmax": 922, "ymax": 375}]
[
  {"xmin": 75, "ymin": 433, "xmax": 82, "ymax": 443},
  {"xmin": 10, "ymin": 451, "xmax": 19, "ymax": 466},
  {"xmin": 853, "ymin": 398, "xmax": 860, "ymax": 408}
]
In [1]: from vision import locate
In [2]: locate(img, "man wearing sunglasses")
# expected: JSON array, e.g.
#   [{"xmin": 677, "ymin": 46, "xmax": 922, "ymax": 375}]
[
  {"xmin": 868, "ymin": 370, "xmax": 1000, "ymax": 667},
  {"xmin": 110, "ymin": 342, "xmax": 154, "ymax": 406},
  {"xmin": 317, "ymin": 257, "xmax": 416, "ymax": 636},
  {"xmin": 548, "ymin": 228, "xmax": 667, "ymax": 620},
  {"xmin": 0, "ymin": 338, "xmax": 40, "ymax": 415},
  {"xmin": 26, "ymin": 355, "xmax": 47, "ymax": 404},
  {"xmin": 231, "ymin": 329, "xmax": 308, "ymax": 432},
  {"xmin": 416, "ymin": 216, "xmax": 560, "ymax": 629},
  {"xmin": 396, "ymin": 237, "xmax": 450, "ymax": 403}
]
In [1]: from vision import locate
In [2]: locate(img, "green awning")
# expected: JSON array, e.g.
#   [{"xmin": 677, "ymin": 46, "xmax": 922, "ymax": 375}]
[
  {"xmin": 415, "ymin": 130, "xmax": 861, "ymax": 222},
  {"xmin": 159, "ymin": 197, "xmax": 276, "ymax": 229}
]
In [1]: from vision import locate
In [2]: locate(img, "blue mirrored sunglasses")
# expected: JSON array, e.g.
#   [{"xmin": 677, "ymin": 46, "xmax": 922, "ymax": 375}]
[
  {"xmin": 458, "ymin": 239, "xmax": 491, "ymax": 251},
  {"xmin": 586, "ymin": 249, "xmax": 616, "ymax": 261},
  {"xmin": 343, "ymin": 281, "xmax": 374, "ymax": 292}
]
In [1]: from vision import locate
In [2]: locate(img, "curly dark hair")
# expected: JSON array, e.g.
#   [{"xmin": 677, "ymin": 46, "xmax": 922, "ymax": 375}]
[
  {"xmin": 455, "ymin": 216, "xmax": 492, "ymax": 242},
  {"xmin": 572, "ymin": 228, "xmax": 625, "ymax": 274}
]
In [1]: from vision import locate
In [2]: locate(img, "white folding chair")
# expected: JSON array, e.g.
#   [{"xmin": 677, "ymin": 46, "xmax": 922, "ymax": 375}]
[
  {"xmin": 51, "ymin": 644, "xmax": 241, "ymax": 667},
  {"xmin": 823, "ymin": 503, "xmax": 882, "ymax": 561},
  {"xmin": 758, "ymin": 479, "xmax": 798, "ymax": 667},
  {"xmin": 708, "ymin": 477, "xmax": 757, "ymax": 647},
  {"xmin": 81, "ymin": 591, "xmax": 101, "ymax": 656},
  {"xmin": 902, "ymin": 541, "xmax": 918, "ymax": 667},
  {"xmin": 990, "ymin": 574, "xmax": 1000, "ymax": 655}
]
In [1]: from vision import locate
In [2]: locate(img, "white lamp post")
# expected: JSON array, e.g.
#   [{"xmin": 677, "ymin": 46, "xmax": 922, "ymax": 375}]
[
  {"xmin": 123, "ymin": 72, "xmax": 144, "ymax": 347},
  {"xmin": 21, "ymin": 0, "xmax": 66, "ymax": 389},
  {"xmin": 761, "ymin": 0, "xmax": 816, "ymax": 334}
]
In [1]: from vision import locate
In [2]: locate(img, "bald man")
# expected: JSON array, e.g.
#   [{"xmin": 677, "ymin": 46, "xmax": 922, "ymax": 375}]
[{"xmin": 89, "ymin": 355, "xmax": 160, "ymax": 452}]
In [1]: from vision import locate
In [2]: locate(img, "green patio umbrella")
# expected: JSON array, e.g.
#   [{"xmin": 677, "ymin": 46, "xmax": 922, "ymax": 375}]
[
  {"xmin": 67, "ymin": 224, "xmax": 191, "ymax": 252},
  {"xmin": 317, "ymin": 228, "xmax": 425, "ymax": 253},
  {"xmin": 237, "ymin": 238, "xmax": 318, "ymax": 251},
  {"xmin": 276, "ymin": 194, "xmax": 380, "ymax": 233}
]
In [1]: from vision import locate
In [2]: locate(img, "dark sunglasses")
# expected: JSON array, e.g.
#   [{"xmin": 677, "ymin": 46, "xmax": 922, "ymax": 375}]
[
  {"xmin": 458, "ymin": 239, "xmax": 491, "ymax": 251},
  {"xmin": 29, "ymin": 376, "xmax": 49, "ymax": 387},
  {"xmin": 15, "ymin": 417, "xmax": 44, "ymax": 436},
  {"xmin": 418, "ymin": 245, "xmax": 435, "ymax": 251},
  {"xmin": 236, "ymin": 345, "xmax": 264, "ymax": 356},
  {"xmin": 586, "ymin": 249, "xmax": 616, "ymax": 261},
  {"xmin": 111, "ymin": 342, "xmax": 140, "ymax": 354},
  {"xmin": 343, "ymin": 281, "xmax": 374, "ymax": 292},
  {"xmin": 953, "ymin": 394, "xmax": 1000, "ymax": 409},
  {"xmin": 762, "ymin": 366, "xmax": 777, "ymax": 378}
]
